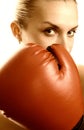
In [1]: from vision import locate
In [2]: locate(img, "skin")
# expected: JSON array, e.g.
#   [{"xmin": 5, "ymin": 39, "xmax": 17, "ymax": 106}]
[
  {"xmin": 77, "ymin": 65, "xmax": 84, "ymax": 101},
  {"xmin": 12, "ymin": 1, "xmax": 84, "ymax": 94},
  {"xmin": 9, "ymin": 0, "xmax": 84, "ymax": 129},
  {"xmin": 11, "ymin": 0, "xmax": 78, "ymax": 53},
  {"xmin": 11, "ymin": 1, "xmax": 84, "ymax": 100}
]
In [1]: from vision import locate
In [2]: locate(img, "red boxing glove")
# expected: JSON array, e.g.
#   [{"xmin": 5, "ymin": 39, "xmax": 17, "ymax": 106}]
[{"xmin": 0, "ymin": 43, "xmax": 83, "ymax": 130}]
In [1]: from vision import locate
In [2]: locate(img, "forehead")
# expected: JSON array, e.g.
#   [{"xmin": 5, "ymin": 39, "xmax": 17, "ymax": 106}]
[{"xmin": 32, "ymin": 0, "xmax": 78, "ymax": 29}]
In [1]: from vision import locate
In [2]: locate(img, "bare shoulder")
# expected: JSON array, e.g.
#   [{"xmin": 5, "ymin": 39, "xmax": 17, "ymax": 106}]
[
  {"xmin": 77, "ymin": 64, "xmax": 84, "ymax": 76},
  {"xmin": 77, "ymin": 64, "xmax": 84, "ymax": 81},
  {"xmin": 77, "ymin": 64, "xmax": 84, "ymax": 97}
]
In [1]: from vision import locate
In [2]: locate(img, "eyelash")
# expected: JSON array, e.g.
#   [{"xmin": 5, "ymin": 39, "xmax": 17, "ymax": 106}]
[
  {"xmin": 43, "ymin": 27, "xmax": 77, "ymax": 37},
  {"xmin": 43, "ymin": 28, "xmax": 56, "ymax": 36},
  {"xmin": 67, "ymin": 30, "xmax": 77, "ymax": 37}
]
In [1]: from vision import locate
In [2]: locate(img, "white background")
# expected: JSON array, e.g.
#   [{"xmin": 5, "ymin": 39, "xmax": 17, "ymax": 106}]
[{"xmin": 0, "ymin": 0, "xmax": 84, "ymax": 67}]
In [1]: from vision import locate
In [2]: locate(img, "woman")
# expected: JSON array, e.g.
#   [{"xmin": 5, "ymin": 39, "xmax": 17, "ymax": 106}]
[
  {"xmin": 11, "ymin": 0, "xmax": 84, "ymax": 98},
  {"xmin": 11, "ymin": 0, "xmax": 78, "ymax": 52},
  {"xmin": 1, "ymin": 0, "xmax": 84, "ymax": 129}
]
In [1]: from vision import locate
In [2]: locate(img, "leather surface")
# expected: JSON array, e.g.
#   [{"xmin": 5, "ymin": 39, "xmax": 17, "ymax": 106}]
[{"xmin": 0, "ymin": 43, "xmax": 83, "ymax": 130}]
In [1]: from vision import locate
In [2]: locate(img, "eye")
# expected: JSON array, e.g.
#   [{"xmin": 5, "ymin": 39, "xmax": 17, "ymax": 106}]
[
  {"xmin": 67, "ymin": 30, "xmax": 76, "ymax": 37},
  {"xmin": 43, "ymin": 27, "xmax": 56, "ymax": 36}
]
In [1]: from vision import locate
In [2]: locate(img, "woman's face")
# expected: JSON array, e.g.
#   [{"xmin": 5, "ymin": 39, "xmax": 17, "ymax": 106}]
[{"xmin": 20, "ymin": 0, "xmax": 78, "ymax": 53}]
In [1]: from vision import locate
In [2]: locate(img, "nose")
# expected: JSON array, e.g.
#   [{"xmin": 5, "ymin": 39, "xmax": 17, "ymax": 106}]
[{"xmin": 55, "ymin": 35, "xmax": 71, "ymax": 53}]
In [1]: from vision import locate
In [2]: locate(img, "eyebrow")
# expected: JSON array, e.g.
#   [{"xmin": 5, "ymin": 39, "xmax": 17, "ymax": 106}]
[{"xmin": 42, "ymin": 21, "xmax": 78, "ymax": 31}]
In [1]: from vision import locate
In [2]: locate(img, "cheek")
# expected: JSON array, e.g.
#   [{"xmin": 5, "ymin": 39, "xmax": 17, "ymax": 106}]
[
  {"xmin": 69, "ymin": 40, "xmax": 74, "ymax": 52},
  {"xmin": 35, "ymin": 35, "xmax": 57, "ymax": 48},
  {"xmin": 27, "ymin": 34, "xmax": 56, "ymax": 49},
  {"xmin": 67, "ymin": 41, "xmax": 74, "ymax": 53},
  {"xmin": 69, "ymin": 45, "xmax": 73, "ymax": 53},
  {"xmin": 38, "ymin": 39, "xmax": 56, "ymax": 49},
  {"xmin": 21, "ymin": 29, "xmax": 57, "ymax": 48}
]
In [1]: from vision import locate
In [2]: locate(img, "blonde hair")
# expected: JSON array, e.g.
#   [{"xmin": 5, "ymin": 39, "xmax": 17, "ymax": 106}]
[{"xmin": 15, "ymin": 0, "xmax": 77, "ymax": 28}]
